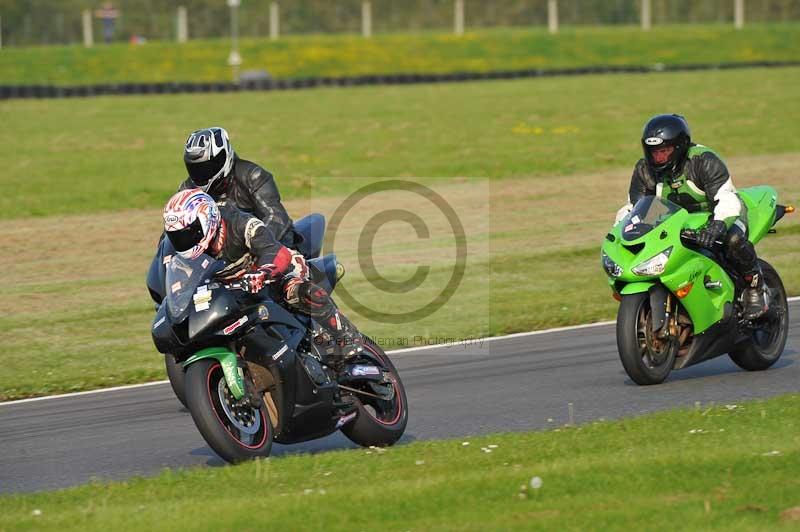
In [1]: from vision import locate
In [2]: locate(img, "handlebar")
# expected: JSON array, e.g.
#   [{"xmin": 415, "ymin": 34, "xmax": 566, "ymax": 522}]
[
  {"xmin": 220, "ymin": 278, "xmax": 276, "ymax": 293},
  {"xmin": 680, "ymin": 229, "xmax": 723, "ymax": 250}
]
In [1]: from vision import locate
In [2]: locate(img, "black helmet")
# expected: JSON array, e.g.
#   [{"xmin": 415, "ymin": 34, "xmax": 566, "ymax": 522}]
[
  {"xmin": 184, "ymin": 127, "xmax": 235, "ymax": 192},
  {"xmin": 641, "ymin": 114, "xmax": 691, "ymax": 180}
]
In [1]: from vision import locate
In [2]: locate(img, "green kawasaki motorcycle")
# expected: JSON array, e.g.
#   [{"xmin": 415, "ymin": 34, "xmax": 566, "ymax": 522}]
[{"xmin": 602, "ymin": 186, "xmax": 794, "ymax": 385}]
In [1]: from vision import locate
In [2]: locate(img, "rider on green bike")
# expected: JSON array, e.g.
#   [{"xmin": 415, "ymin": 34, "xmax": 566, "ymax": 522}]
[{"xmin": 615, "ymin": 114, "xmax": 769, "ymax": 320}]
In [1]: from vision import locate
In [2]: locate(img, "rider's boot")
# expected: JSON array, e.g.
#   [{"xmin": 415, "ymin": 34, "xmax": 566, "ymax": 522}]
[
  {"xmin": 742, "ymin": 268, "xmax": 769, "ymax": 320},
  {"xmin": 285, "ymin": 278, "xmax": 364, "ymax": 360},
  {"xmin": 320, "ymin": 311, "xmax": 363, "ymax": 360}
]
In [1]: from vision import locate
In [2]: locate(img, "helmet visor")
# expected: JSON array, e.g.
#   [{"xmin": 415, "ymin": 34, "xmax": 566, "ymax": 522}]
[
  {"xmin": 166, "ymin": 217, "xmax": 205, "ymax": 252},
  {"xmin": 186, "ymin": 150, "xmax": 226, "ymax": 186},
  {"xmin": 649, "ymin": 145, "xmax": 675, "ymax": 165}
]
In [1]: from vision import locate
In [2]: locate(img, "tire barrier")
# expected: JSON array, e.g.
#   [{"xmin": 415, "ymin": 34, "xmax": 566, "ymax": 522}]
[{"xmin": 2, "ymin": 61, "xmax": 799, "ymax": 100}]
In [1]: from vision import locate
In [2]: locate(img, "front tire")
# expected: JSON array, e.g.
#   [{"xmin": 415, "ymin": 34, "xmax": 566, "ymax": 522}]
[
  {"xmin": 184, "ymin": 359, "xmax": 273, "ymax": 463},
  {"xmin": 165, "ymin": 354, "xmax": 187, "ymax": 409},
  {"xmin": 729, "ymin": 260, "xmax": 788, "ymax": 371},
  {"xmin": 617, "ymin": 292, "xmax": 678, "ymax": 385},
  {"xmin": 341, "ymin": 340, "xmax": 408, "ymax": 447}
]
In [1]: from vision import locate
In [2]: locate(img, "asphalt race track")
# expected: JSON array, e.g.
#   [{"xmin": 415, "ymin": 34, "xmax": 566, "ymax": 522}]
[{"xmin": 2, "ymin": 300, "xmax": 798, "ymax": 494}]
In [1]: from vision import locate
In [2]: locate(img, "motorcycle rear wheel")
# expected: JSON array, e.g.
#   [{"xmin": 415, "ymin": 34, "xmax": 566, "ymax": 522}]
[
  {"xmin": 617, "ymin": 292, "xmax": 678, "ymax": 385},
  {"xmin": 729, "ymin": 260, "xmax": 788, "ymax": 371},
  {"xmin": 340, "ymin": 340, "xmax": 408, "ymax": 447}
]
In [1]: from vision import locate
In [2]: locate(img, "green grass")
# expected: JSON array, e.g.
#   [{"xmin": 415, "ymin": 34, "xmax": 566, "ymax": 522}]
[
  {"xmin": 3, "ymin": 394, "xmax": 800, "ymax": 530},
  {"xmin": 2, "ymin": 67, "xmax": 800, "ymax": 220},
  {"xmin": 1, "ymin": 163, "xmax": 797, "ymax": 401},
  {"xmin": 0, "ymin": 247, "xmax": 589, "ymax": 400},
  {"xmin": 1, "ymin": 24, "xmax": 799, "ymax": 85},
  {"xmin": 1, "ymin": 67, "xmax": 800, "ymax": 400}
]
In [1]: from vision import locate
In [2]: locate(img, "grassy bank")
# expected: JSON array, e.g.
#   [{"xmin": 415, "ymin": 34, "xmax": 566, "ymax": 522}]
[
  {"xmin": 1, "ymin": 154, "xmax": 798, "ymax": 401},
  {"xmin": 1, "ymin": 25, "xmax": 799, "ymax": 85},
  {"xmin": 3, "ymin": 394, "xmax": 800, "ymax": 530},
  {"xmin": 1, "ymin": 68, "xmax": 800, "ymax": 400},
  {"xmin": 2, "ymin": 68, "xmax": 800, "ymax": 220}
]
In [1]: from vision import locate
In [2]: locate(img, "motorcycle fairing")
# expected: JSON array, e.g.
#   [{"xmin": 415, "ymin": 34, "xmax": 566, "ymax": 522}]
[{"xmin": 184, "ymin": 346, "xmax": 245, "ymax": 400}]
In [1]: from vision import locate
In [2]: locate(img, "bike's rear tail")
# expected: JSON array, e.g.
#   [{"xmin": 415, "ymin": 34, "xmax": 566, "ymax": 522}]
[{"xmin": 738, "ymin": 185, "xmax": 791, "ymax": 243}]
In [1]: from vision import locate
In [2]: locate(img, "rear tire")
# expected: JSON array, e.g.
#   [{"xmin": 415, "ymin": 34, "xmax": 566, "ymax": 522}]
[
  {"xmin": 341, "ymin": 340, "xmax": 408, "ymax": 447},
  {"xmin": 729, "ymin": 260, "xmax": 788, "ymax": 371},
  {"xmin": 617, "ymin": 292, "xmax": 678, "ymax": 385},
  {"xmin": 165, "ymin": 354, "xmax": 187, "ymax": 409},
  {"xmin": 184, "ymin": 359, "xmax": 273, "ymax": 463}
]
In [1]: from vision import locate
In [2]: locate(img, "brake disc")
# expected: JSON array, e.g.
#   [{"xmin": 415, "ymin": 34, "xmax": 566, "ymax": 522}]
[{"xmin": 218, "ymin": 379, "xmax": 262, "ymax": 435}]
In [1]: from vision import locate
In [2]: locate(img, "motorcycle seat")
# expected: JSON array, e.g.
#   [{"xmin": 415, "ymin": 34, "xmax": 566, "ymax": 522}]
[{"xmin": 292, "ymin": 213, "xmax": 325, "ymax": 259}]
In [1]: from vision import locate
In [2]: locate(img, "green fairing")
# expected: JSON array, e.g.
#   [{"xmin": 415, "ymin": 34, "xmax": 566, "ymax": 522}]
[
  {"xmin": 183, "ymin": 347, "xmax": 245, "ymax": 400},
  {"xmin": 602, "ymin": 187, "xmax": 777, "ymax": 334},
  {"xmin": 661, "ymin": 256, "xmax": 734, "ymax": 332},
  {"xmin": 619, "ymin": 282, "xmax": 655, "ymax": 295}
]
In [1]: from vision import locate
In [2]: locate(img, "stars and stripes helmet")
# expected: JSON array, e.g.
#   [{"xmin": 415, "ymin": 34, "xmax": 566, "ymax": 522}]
[
  {"xmin": 163, "ymin": 189, "xmax": 221, "ymax": 259},
  {"xmin": 183, "ymin": 127, "xmax": 235, "ymax": 192}
]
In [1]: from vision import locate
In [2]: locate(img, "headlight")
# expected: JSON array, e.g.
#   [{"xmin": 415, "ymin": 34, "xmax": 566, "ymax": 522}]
[
  {"xmin": 631, "ymin": 247, "xmax": 673, "ymax": 276},
  {"xmin": 602, "ymin": 252, "xmax": 623, "ymax": 278}
]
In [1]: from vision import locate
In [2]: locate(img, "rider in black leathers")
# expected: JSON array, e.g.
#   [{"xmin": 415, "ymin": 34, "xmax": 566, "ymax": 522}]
[
  {"xmin": 616, "ymin": 114, "xmax": 769, "ymax": 319},
  {"xmin": 163, "ymin": 188, "xmax": 360, "ymax": 359},
  {"xmin": 179, "ymin": 127, "xmax": 297, "ymax": 246}
]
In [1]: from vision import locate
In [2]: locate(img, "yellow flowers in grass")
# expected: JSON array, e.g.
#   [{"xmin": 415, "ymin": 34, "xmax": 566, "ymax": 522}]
[{"xmin": 512, "ymin": 124, "xmax": 581, "ymax": 136}]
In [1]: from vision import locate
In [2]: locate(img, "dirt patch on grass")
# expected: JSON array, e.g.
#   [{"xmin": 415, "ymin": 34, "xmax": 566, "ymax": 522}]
[
  {"xmin": 489, "ymin": 152, "xmax": 800, "ymax": 254},
  {"xmin": 781, "ymin": 507, "xmax": 800, "ymax": 522},
  {"xmin": 2, "ymin": 154, "xmax": 799, "ymax": 399},
  {"xmin": 2, "ymin": 152, "xmax": 797, "ymax": 319}
]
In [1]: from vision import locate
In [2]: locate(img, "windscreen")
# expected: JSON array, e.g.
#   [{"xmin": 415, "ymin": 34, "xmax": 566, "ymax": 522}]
[
  {"xmin": 621, "ymin": 196, "xmax": 682, "ymax": 241},
  {"xmin": 164, "ymin": 253, "xmax": 222, "ymax": 321}
]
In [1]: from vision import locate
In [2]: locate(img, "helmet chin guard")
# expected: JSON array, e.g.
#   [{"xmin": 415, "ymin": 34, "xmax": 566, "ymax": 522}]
[
  {"xmin": 163, "ymin": 189, "xmax": 221, "ymax": 259},
  {"xmin": 641, "ymin": 114, "xmax": 691, "ymax": 180}
]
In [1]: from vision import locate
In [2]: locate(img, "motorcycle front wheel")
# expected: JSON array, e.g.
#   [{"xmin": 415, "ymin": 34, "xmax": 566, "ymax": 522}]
[
  {"xmin": 617, "ymin": 292, "xmax": 678, "ymax": 385},
  {"xmin": 185, "ymin": 359, "xmax": 273, "ymax": 463},
  {"xmin": 164, "ymin": 353, "xmax": 188, "ymax": 409}
]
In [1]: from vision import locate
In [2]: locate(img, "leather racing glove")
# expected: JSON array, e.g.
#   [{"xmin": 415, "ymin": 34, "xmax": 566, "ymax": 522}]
[{"xmin": 697, "ymin": 219, "xmax": 727, "ymax": 249}]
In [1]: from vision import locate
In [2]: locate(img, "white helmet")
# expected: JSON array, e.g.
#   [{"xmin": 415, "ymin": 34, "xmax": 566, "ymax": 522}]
[
  {"xmin": 163, "ymin": 189, "xmax": 221, "ymax": 259},
  {"xmin": 183, "ymin": 127, "xmax": 235, "ymax": 192}
]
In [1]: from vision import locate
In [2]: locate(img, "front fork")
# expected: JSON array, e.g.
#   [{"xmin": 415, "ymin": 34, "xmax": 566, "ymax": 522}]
[
  {"xmin": 650, "ymin": 286, "xmax": 679, "ymax": 340},
  {"xmin": 661, "ymin": 293, "xmax": 680, "ymax": 339}
]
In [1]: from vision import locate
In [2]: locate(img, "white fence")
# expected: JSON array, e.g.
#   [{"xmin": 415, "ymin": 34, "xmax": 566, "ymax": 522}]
[{"xmin": 0, "ymin": 0, "xmax": 795, "ymax": 49}]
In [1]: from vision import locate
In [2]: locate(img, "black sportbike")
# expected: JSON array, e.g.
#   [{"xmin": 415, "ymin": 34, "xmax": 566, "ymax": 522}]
[{"xmin": 146, "ymin": 214, "xmax": 407, "ymax": 462}]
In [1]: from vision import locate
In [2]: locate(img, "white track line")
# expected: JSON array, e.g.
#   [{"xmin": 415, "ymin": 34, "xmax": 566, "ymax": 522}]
[
  {"xmin": 0, "ymin": 380, "xmax": 171, "ymax": 406},
  {"xmin": 4, "ymin": 296, "xmax": 798, "ymax": 407}
]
